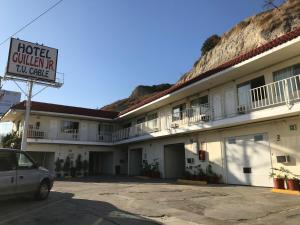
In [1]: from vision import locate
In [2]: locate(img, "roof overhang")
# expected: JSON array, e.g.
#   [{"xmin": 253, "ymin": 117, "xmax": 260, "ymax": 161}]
[
  {"xmin": 119, "ymin": 36, "xmax": 300, "ymax": 119},
  {"xmin": 1, "ymin": 109, "xmax": 115, "ymax": 122}
]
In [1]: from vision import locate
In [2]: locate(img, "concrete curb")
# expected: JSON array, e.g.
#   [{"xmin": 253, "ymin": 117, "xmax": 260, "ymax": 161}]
[
  {"xmin": 177, "ymin": 179, "xmax": 207, "ymax": 185},
  {"xmin": 272, "ymin": 189, "xmax": 300, "ymax": 195}
]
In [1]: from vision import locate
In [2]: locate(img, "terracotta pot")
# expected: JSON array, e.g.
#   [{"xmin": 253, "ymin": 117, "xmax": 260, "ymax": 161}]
[
  {"xmin": 287, "ymin": 179, "xmax": 300, "ymax": 191},
  {"xmin": 273, "ymin": 178, "xmax": 285, "ymax": 189}
]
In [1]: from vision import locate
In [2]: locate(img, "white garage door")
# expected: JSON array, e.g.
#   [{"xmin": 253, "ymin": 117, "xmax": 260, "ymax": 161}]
[{"xmin": 225, "ymin": 133, "xmax": 273, "ymax": 187}]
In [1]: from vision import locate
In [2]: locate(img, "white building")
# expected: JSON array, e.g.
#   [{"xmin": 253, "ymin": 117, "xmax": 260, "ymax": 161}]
[{"xmin": 2, "ymin": 27, "xmax": 300, "ymax": 186}]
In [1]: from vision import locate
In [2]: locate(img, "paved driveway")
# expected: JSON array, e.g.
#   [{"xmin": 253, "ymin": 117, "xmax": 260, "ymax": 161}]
[{"xmin": 0, "ymin": 177, "xmax": 299, "ymax": 225}]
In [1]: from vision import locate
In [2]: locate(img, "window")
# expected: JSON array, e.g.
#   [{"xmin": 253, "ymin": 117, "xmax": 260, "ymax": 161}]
[
  {"xmin": 98, "ymin": 123, "xmax": 113, "ymax": 134},
  {"xmin": 238, "ymin": 76, "xmax": 266, "ymax": 105},
  {"xmin": 17, "ymin": 152, "xmax": 35, "ymax": 169},
  {"xmin": 136, "ymin": 117, "xmax": 146, "ymax": 124},
  {"xmin": 0, "ymin": 151, "xmax": 15, "ymax": 171},
  {"xmin": 123, "ymin": 123, "xmax": 131, "ymax": 129},
  {"xmin": 273, "ymin": 64, "xmax": 300, "ymax": 97},
  {"xmin": 61, "ymin": 121, "xmax": 79, "ymax": 133},
  {"xmin": 254, "ymin": 134, "xmax": 264, "ymax": 142},
  {"xmin": 35, "ymin": 122, "xmax": 40, "ymax": 130},
  {"xmin": 16, "ymin": 121, "xmax": 21, "ymax": 132},
  {"xmin": 228, "ymin": 138, "xmax": 236, "ymax": 144},
  {"xmin": 147, "ymin": 113, "xmax": 158, "ymax": 121},
  {"xmin": 172, "ymin": 104, "xmax": 186, "ymax": 121},
  {"xmin": 190, "ymin": 95, "xmax": 209, "ymax": 116}
]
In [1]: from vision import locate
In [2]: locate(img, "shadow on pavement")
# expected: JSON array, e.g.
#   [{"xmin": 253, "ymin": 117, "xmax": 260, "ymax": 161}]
[{"xmin": 0, "ymin": 191, "xmax": 161, "ymax": 225}]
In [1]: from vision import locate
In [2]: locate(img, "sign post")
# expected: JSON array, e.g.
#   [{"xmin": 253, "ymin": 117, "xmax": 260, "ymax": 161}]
[
  {"xmin": 4, "ymin": 38, "xmax": 62, "ymax": 151},
  {"xmin": 20, "ymin": 81, "xmax": 33, "ymax": 151}
]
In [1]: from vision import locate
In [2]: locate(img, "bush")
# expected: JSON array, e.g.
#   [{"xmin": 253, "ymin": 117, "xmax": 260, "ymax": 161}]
[
  {"xmin": 201, "ymin": 34, "xmax": 221, "ymax": 56},
  {"xmin": 1, "ymin": 132, "xmax": 21, "ymax": 149}
]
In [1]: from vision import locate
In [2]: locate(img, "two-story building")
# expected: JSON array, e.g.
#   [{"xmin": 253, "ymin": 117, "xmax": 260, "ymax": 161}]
[{"xmin": 2, "ymin": 27, "xmax": 300, "ymax": 187}]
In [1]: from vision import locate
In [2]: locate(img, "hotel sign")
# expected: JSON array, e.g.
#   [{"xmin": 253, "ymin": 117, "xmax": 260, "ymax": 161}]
[{"xmin": 6, "ymin": 38, "xmax": 58, "ymax": 83}]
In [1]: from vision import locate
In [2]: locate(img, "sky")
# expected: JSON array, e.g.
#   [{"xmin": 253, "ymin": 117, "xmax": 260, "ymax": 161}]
[{"xmin": 0, "ymin": 0, "xmax": 282, "ymax": 109}]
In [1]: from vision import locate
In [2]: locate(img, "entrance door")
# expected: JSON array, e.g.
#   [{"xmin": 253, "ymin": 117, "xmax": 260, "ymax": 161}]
[
  {"xmin": 213, "ymin": 94, "xmax": 223, "ymax": 120},
  {"xmin": 164, "ymin": 143, "xmax": 185, "ymax": 178},
  {"xmin": 225, "ymin": 133, "xmax": 272, "ymax": 187},
  {"xmin": 129, "ymin": 149, "xmax": 142, "ymax": 176},
  {"xmin": 89, "ymin": 152, "xmax": 114, "ymax": 175}
]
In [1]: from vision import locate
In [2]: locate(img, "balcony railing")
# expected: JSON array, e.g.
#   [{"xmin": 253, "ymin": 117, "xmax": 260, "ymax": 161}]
[
  {"xmin": 25, "ymin": 76, "xmax": 300, "ymax": 143},
  {"xmin": 112, "ymin": 106, "xmax": 211, "ymax": 142},
  {"xmin": 249, "ymin": 74, "xmax": 300, "ymax": 110},
  {"xmin": 112, "ymin": 118, "xmax": 161, "ymax": 141},
  {"xmin": 27, "ymin": 129, "xmax": 47, "ymax": 139},
  {"xmin": 58, "ymin": 129, "xmax": 79, "ymax": 141}
]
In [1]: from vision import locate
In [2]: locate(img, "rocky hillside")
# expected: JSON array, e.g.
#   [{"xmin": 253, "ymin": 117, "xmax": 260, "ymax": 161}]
[
  {"xmin": 102, "ymin": 0, "xmax": 300, "ymax": 112},
  {"xmin": 101, "ymin": 84, "xmax": 172, "ymax": 112},
  {"xmin": 179, "ymin": 0, "xmax": 300, "ymax": 83}
]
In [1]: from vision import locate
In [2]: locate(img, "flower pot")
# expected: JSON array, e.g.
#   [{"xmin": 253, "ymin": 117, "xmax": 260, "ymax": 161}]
[
  {"xmin": 287, "ymin": 179, "xmax": 300, "ymax": 191},
  {"xmin": 273, "ymin": 178, "xmax": 285, "ymax": 189}
]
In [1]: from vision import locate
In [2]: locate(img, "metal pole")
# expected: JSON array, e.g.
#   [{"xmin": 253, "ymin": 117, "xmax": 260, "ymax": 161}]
[{"xmin": 21, "ymin": 81, "xmax": 33, "ymax": 151}]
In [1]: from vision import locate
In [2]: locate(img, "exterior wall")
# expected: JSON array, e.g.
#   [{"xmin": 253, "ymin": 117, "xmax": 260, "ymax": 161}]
[
  {"xmin": 128, "ymin": 116, "xmax": 300, "ymax": 182},
  {"xmin": 26, "ymin": 143, "xmax": 125, "ymax": 175},
  {"xmin": 120, "ymin": 55, "xmax": 300, "ymax": 129}
]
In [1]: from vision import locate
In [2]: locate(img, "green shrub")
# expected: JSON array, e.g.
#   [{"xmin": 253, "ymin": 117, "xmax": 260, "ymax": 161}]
[
  {"xmin": 1, "ymin": 132, "xmax": 21, "ymax": 149},
  {"xmin": 201, "ymin": 34, "xmax": 221, "ymax": 56}
]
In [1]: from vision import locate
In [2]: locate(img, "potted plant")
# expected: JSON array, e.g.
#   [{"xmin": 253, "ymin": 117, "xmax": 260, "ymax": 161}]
[
  {"xmin": 75, "ymin": 154, "xmax": 83, "ymax": 177},
  {"xmin": 287, "ymin": 176, "xmax": 300, "ymax": 191},
  {"xmin": 151, "ymin": 160, "xmax": 160, "ymax": 178},
  {"xmin": 269, "ymin": 172, "xmax": 285, "ymax": 189},
  {"xmin": 206, "ymin": 164, "xmax": 222, "ymax": 184},
  {"xmin": 70, "ymin": 160, "xmax": 76, "ymax": 178},
  {"xmin": 83, "ymin": 159, "xmax": 89, "ymax": 177},
  {"xmin": 63, "ymin": 156, "xmax": 71, "ymax": 178},
  {"xmin": 55, "ymin": 157, "xmax": 63, "ymax": 178}
]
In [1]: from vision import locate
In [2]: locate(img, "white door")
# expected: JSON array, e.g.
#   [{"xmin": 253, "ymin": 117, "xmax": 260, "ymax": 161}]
[
  {"xmin": 224, "ymin": 89, "xmax": 236, "ymax": 117},
  {"xmin": 225, "ymin": 133, "xmax": 273, "ymax": 187},
  {"xmin": 213, "ymin": 94, "xmax": 223, "ymax": 120}
]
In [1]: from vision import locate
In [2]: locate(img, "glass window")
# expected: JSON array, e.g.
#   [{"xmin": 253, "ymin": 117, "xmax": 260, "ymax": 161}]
[
  {"xmin": 238, "ymin": 76, "xmax": 265, "ymax": 105},
  {"xmin": 228, "ymin": 138, "xmax": 236, "ymax": 144},
  {"xmin": 172, "ymin": 104, "xmax": 186, "ymax": 122},
  {"xmin": 254, "ymin": 134, "xmax": 264, "ymax": 142},
  {"xmin": 35, "ymin": 122, "xmax": 40, "ymax": 130},
  {"xmin": 98, "ymin": 123, "xmax": 113, "ymax": 134},
  {"xmin": 0, "ymin": 151, "xmax": 15, "ymax": 171},
  {"xmin": 136, "ymin": 117, "xmax": 146, "ymax": 124},
  {"xmin": 147, "ymin": 113, "xmax": 158, "ymax": 121},
  {"xmin": 61, "ymin": 121, "xmax": 79, "ymax": 133},
  {"xmin": 273, "ymin": 64, "xmax": 300, "ymax": 97},
  {"xmin": 190, "ymin": 95, "xmax": 209, "ymax": 116},
  {"xmin": 17, "ymin": 152, "xmax": 35, "ymax": 169}
]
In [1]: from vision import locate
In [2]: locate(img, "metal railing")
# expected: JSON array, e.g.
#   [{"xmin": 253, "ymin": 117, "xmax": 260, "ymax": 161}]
[
  {"xmin": 27, "ymin": 129, "xmax": 47, "ymax": 139},
  {"xmin": 168, "ymin": 104, "xmax": 211, "ymax": 129},
  {"xmin": 249, "ymin": 74, "xmax": 300, "ymax": 110},
  {"xmin": 58, "ymin": 129, "xmax": 79, "ymax": 141},
  {"xmin": 112, "ymin": 118, "xmax": 161, "ymax": 141}
]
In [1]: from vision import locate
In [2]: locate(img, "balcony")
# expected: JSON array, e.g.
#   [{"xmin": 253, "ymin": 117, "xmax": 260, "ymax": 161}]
[
  {"xmin": 25, "ymin": 75, "xmax": 300, "ymax": 144},
  {"xmin": 27, "ymin": 129, "xmax": 48, "ymax": 139},
  {"xmin": 248, "ymin": 74, "xmax": 300, "ymax": 110},
  {"xmin": 112, "ymin": 118, "xmax": 161, "ymax": 141},
  {"xmin": 112, "ymin": 105, "xmax": 211, "ymax": 142},
  {"xmin": 26, "ymin": 128, "xmax": 112, "ymax": 144}
]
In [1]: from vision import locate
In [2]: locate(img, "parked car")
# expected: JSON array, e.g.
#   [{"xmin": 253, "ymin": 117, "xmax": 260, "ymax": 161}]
[{"xmin": 0, "ymin": 148, "xmax": 54, "ymax": 200}]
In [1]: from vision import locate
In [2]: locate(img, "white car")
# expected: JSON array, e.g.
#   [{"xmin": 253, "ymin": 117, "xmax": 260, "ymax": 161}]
[{"xmin": 0, "ymin": 148, "xmax": 54, "ymax": 200}]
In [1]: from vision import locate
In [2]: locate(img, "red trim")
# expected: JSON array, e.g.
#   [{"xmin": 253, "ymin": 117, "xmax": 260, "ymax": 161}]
[{"xmin": 11, "ymin": 101, "xmax": 119, "ymax": 119}]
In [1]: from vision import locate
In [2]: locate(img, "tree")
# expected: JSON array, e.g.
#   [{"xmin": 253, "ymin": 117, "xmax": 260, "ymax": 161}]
[
  {"xmin": 1, "ymin": 132, "xmax": 21, "ymax": 149},
  {"xmin": 201, "ymin": 35, "xmax": 221, "ymax": 56}
]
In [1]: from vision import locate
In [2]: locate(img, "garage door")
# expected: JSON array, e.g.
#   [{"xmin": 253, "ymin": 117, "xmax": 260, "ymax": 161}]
[{"xmin": 225, "ymin": 133, "xmax": 273, "ymax": 187}]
